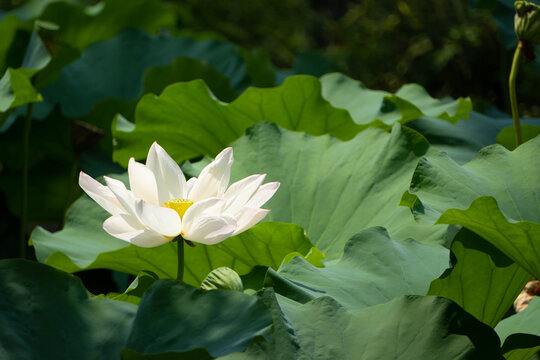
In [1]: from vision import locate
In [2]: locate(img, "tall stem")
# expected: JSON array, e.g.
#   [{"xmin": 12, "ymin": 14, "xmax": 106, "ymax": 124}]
[
  {"xmin": 177, "ymin": 236, "xmax": 184, "ymax": 282},
  {"xmin": 19, "ymin": 103, "xmax": 34, "ymax": 258},
  {"xmin": 509, "ymin": 41, "xmax": 523, "ymax": 148}
]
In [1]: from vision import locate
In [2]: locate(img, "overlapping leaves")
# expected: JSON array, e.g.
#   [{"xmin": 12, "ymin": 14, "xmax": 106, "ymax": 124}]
[
  {"xmin": 405, "ymin": 135, "xmax": 540, "ymax": 279},
  {"xmin": 112, "ymin": 73, "xmax": 471, "ymax": 165}
]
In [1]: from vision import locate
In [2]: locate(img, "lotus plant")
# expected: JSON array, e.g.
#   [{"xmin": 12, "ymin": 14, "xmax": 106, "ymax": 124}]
[{"xmin": 79, "ymin": 143, "xmax": 279, "ymax": 248}]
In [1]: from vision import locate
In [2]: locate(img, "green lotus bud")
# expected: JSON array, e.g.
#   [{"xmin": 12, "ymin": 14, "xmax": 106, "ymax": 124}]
[
  {"xmin": 515, "ymin": 1, "xmax": 540, "ymax": 45},
  {"xmin": 201, "ymin": 267, "xmax": 244, "ymax": 292}
]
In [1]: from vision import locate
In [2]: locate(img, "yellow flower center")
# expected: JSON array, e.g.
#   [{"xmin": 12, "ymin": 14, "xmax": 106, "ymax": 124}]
[{"xmin": 164, "ymin": 198, "xmax": 194, "ymax": 220}]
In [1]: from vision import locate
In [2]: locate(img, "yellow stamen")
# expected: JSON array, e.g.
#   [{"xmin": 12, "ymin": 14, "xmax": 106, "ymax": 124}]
[{"xmin": 164, "ymin": 198, "xmax": 194, "ymax": 220}]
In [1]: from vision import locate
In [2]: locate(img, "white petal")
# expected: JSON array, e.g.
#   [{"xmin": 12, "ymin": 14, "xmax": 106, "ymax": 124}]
[
  {"xmin": 188, "ymin": 147, "xmax": 233, "ymax": 201},
  {"xmin": 135, "ymin": 199, "xmax": 181, "ymax": 237},
  {"xmin": 183, "ymin": 215, "xmax": 236, "ymax": 245},
  {"xmin": 103, "ymin": 215, "xmax": 171, "ymax": 248},
  {"xmin": 182, "ymin": 197, "xmax": 226, "ymax": 227},
  {"xmin": 186, "ymin": 177, "xmax": 197, "ymax": 197},
  {"xmin": 104, "ymin": 176, "xmax": 138, "ymax": 217},
  {"xmin": 79, "ymin": 172, "xmax": 125, "ymax": 215},
  {"xmin": 103, "ymin": 213, "xmax": 142, "ymax": 234},
  {"xmin": 128, "ymin": 158, "xmax": 159, "ymax": 205},
  {"xmin": 246, "ymin": 182, "xmax": 280, "ymax": 208},
  {"xmin": 146, "ymin": 142, "xmax": 187, "ymax": 203},
  {"xmin": 232, "ymin": 207, "xmax": 270, "ymax": 235},
  {"xmin": 223, "ymin": 174, "xmax": 266, "ymax": 215}
]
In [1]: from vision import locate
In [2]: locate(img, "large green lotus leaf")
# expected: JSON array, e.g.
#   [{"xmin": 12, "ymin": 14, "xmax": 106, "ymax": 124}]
[
  {"xmin": 406, "ymin": 135, "xmax": 540, "ymax": 278},
  {"xmin": 192, "ymin": 123, "xmax": 452, "ymax": 259},
  {"xmin": 0, "ymin": 259, "xmax": 137, "ymax": 360},
  {"xmin": 125, "ymin": 280, "xmax": 272, "ymax": 357},
  {"xmin": 427, "ymin": 228, "xmax": 529, "ymax": 327},
  {"xmin": 113, "ymin": 73, "xmax": 471, "ymax": 166},
  {"xmin": 496, "ymin": 298, "xmax": 540, "ymax": 360},
  {"xmin": 31, "ymin": 185, "xmax": 314, "ymax": 286},
  {"xmin": 42, "ymin": 28, "xmax": 249, "ymax": 118},
  {"xmin": 321, "ymin": 73, "xmax": 471, "ymax": 127},
  {"xmin": 225, "ymin": 293, "xmax": 503, "ymax": 359},
  {"xmin": 266, "ymin": 227, "xmax": 448, "ymax": 310},
  {"xmin": 112, "ymin": 75, "xmax": 361, "ymax": 165}
]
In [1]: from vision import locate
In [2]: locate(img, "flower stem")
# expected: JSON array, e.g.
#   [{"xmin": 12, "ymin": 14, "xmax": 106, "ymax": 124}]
[
  {"xmin": 19, "ymin": 103, "xmax": 34, "ymax": 259},
  {"xmin": 509, "ymin": 41, "xmax": 523, "ymax": 148},
  {"xmin": 177, "ymin": 236, "xmax": 185, "ymax": 282}
]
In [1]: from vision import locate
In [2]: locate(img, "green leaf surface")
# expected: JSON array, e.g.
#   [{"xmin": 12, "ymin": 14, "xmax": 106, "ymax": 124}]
[
  {"xmin": 112, "ymin": 75, "xmax": 361, "ymax": 165},
  {"xmin": 0, "ymin": 68, "xmax": 41, "ymax": 112},
  {"xmin": 43, "ymin": 28, "xmax": 249, "ymax": 117},
  {"xmin": 320, "ymin": 73, "xmax": 471, "ymax": 127},
  {"xmin": 210, "ymin": 122, "xmax": 452, "ymax": 258},
  {"xmin": 428, "ymin": 228, "xmax": 529, "ymax": 327},
  {"xmin": 0, "ymin": 259, "xmax": 137, "ymax": 360},
  {"xmin": 496, "ymin": 125, "xmax": 540, "ymax": 151},
  {"xmin": 267, "ymin": 227, "xmax": 448, "ymax": 310},
  {"xmin": 496, "ymin": 298, "xmax": 540, "ymax": 360},
  {"xmin": 407, "ymin": 136, "xmax": 540, "ymax": 278},
  {"xmin": 31, "ymin": 185, "xmax": 314, "ymax": 286},
  {"xmin": 407, "ymin": 111, "xmax": 511, "ymax": 165},
  {"xmin": 226, "ymin": 293, "xmax": 503, "ymax": 359},
  {"xmin": 125, "ymin": 280, "xmax": 272, "ymax": 358},
  {"xmin": 113, "ymin": 73, "xmax": 471, "ymax": 166}
]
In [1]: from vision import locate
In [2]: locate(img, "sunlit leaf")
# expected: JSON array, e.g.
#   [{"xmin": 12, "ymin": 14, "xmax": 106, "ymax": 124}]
[
  {"xmin": 406, "ymin": 136, "xmax": 540, "ymax": 278},
  {"xmin": 266, "ymin": 227, "xmax": 448, "ymax": 309}
]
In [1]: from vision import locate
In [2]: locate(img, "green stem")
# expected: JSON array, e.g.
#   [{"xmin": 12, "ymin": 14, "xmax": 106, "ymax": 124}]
[
  {"xmin": 177, "ymin": 236, "xmax": 185, "ymax": 282},
  {"xmin": 509, "ymin": 41, "xmax": 523, "ymax": 148},
  {"xmin": 19, "ymin": 103, "xmax": 34, "ymax": 259}
]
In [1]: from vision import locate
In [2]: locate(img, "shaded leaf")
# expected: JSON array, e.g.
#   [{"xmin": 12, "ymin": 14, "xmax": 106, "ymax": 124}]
[
  {"xmin": 227, "ymin": 294, "xmax": 503, "ymax": 359},
  {"xmin": 0, "ymin": 259, "xmax": 137, "ymax": 360},
  {"xmin": 125, "ymin": 280, "xmax": 272, "ymax": 358},
  {"xmin": 428, "ymin": 228, "xmax": 529, "ymax": 327},
  {"xmin": 43, "ymin": 28, "xmax": 249, "ymax": 117}
]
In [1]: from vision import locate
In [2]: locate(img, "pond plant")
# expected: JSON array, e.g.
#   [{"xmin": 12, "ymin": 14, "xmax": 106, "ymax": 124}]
[{"xmin": 1, "ymin": 1, "xmax": 540, "ymax": 359}]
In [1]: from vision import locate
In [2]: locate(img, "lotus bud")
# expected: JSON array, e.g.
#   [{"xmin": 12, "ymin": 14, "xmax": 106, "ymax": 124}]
[
  {"xmin": 201, "ymin": 267, "xmax": 244, "ymax": 292},
  {"xmin": 515, "ymin": 1, "xmax": 540, "ymax": 45}
]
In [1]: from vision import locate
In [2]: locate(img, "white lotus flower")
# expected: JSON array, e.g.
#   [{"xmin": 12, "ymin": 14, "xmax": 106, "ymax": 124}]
[{"xmin": 79, "ymin": 143, "xmax": 279, "ymax": 247}]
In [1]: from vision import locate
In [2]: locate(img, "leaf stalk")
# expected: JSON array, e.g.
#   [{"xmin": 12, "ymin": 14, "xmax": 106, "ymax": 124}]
[{"xmin": 509, "ymin": 41, "xmax": 523, "ymax": 148}]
